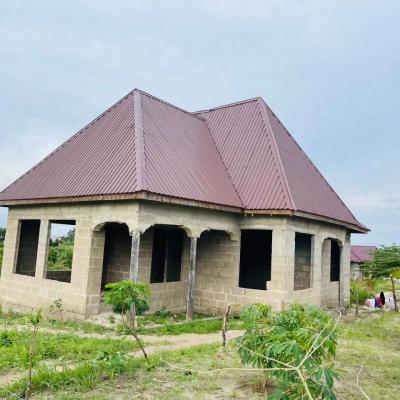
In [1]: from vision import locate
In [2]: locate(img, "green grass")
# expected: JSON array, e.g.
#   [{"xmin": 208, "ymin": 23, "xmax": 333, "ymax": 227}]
[
  {"xmin": 0, "ymin": 311, "xmax": 111, "ymax": 334},
  {"xmin": 1, "ymin": 312, "xmax": 399, "ymax": 399},
  {"xmin": 138, "ymin": 317, "xmax": 243, "ymax": 335},
  {"xmin": 373, "ymin": 278, "xmax": 400, "ymax": 293},
  {"xmin": 138, "ymin": 311, "xmax": 209, "ymax": 326},
  {"xmin": 0, "ymin": 330, "xmax": 140, "ymax": 374},
  {"xmin": 335, "ymin": 311, "xmax": 400, "ymax": 399}
]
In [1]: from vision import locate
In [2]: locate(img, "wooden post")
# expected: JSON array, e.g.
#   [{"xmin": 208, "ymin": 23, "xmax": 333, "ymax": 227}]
[
  {"xmin": 129, "ymin": 230, "xmax": 141, "ymax": 283},
  {"xmin": 186, "ymin": 237, "xmax": 198, "ymax": 321},
  {"xmin": 390, "ymin": 274, "xmax": 398, "ymax": 312},
  {"xmin": 355, "ymin": 291, "xmax": 359, "ymax": 317},
  {"xmin": 222, "ymin": 304, "xmax": 231, "ymax": 347}
]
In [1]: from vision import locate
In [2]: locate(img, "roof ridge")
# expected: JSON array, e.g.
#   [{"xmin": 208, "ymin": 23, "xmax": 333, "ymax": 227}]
[
  {"xmin": 257, "ymin": 98, "xmax": 296, "ymax": 211},
  {"xmin": 262, "ymin": 100, "xmax": 364, "ymax": 227},
  {"xmin": 0, "ymin": 89, "xmax": 137, "ymax": 196},
  {"xmin": 133, "ymin": 90, "xmax": 146, "ymax": 190},
  {"xmin": 135, "ymin": 88, "xmax": 205, "ymax": 120},
  {"xmin": 201, "ymin": 117, "xmax": 245, "ymax": 208},
  {"xmin": 194, "ymin": 97, "xmax": 259, "ymax": 114}
]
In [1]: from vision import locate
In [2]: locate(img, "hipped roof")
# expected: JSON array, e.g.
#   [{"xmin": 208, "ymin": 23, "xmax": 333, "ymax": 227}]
[{"xmin": 0, "ymin": 89, "xmax": 367, "ymax": 232}]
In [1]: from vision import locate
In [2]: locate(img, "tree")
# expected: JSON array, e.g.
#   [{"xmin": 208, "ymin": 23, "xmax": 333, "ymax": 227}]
[
  {"xmin": 0, "ymin": 227, "xmax": 5, "ymax": 242},
  {"xmin": 363, "ymin": 245, "xmax": 400, "ymax": 311},
  {"xmin": 363, "ymin": 245, "xmax": 400, "ymax": 278}
]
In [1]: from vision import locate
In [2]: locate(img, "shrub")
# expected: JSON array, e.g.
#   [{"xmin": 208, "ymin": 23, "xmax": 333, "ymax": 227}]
[
  {"xmin": 350, "ymin": 280, "xmax": 375, "ymax": 305},
  {"xmin": 104, "ymin": 281, "xmax": 150, "ymax": 321},
  {"xmin": 238, "ymin": 304, "xmax": 338, "ymax": 400}
]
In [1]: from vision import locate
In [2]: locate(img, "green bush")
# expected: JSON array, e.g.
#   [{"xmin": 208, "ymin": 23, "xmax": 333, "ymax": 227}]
[
  {"xmin": 104, "ymin": 281, "xmax": 150, "ymax": 327},
  {"xmin": 238, "ymin": 304, "xmax": 338, "ymax": 400},
  {"xmin": 350, "ymin": 280, "xmax": 375, "ymax": 304},
  {"xmin": 47, "ymin": 243, "xmax": 73, "ymax": 270}
]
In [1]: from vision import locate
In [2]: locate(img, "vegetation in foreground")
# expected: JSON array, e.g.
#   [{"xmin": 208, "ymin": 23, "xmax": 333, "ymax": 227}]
[{"xmin": 0, "ymin": 311, "xmax": 396, "ymax": 399}]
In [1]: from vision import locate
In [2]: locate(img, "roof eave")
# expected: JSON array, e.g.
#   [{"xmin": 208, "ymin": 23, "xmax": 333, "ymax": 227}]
[{"xmin": 245, "ymin": 209, "xmax": 369, "ymax": 234}]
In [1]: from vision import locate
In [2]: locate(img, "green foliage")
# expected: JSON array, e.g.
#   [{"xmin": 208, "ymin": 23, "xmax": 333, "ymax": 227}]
[
  {"xmin": 96, "ymin": 350, "xmax": 127, "ymax": 375},
  {"xmin": 0, "ymin": 244, "xmax": 3, "ymax": 271},
  {"xmin": 49, "ymin": 298, "xmax": 64, "ymax": 319},
  {"xmin": 0, "ymin": 332, "xmax": 13, "ymax": 347},
  {"xmin": 154, "ymin": 307, "xmax": 173, "ymax": 319},
  {"xmin": 0, "ymin": 227, "xmax": 5, "ymax": 242},
  {"xmin": 0, "ymin": 330, "xmax": 140, "ymax": 373},
  {"xmin": 47, "ymin": 228, "xmax": 75, "ymax": 271},
  {"xmin": 350, "ymin": 280, "xmax": 375, "ymax": 304},
  {"xmin": 47, "ymin": 243, "xmax": 73, "ymax": 271},
  {"xmin": 363, "ymin": 245, "xmax": 400, "ymax": 278},
  {"xmin": 104, "ymin": 280, "xmax": 151, "ymax": 322},
  {"xmin": 238, "ymin": 304, "xmax": 338, "ymax": 400}
]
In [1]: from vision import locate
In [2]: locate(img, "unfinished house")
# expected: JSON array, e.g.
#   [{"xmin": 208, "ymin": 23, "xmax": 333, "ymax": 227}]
[{"xmin": 0, "ymin": 89, "xmax": 367, "ymax": 319}]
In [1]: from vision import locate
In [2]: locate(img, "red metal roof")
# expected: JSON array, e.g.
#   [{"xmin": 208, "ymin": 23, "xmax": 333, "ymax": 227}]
[
  {"xmin": 0, "ymin": 88, "xmax": 366, "ymax": 231},
  {"xmin": 351, "ymin": 246, "xmax": 376, "ymax": 262}
]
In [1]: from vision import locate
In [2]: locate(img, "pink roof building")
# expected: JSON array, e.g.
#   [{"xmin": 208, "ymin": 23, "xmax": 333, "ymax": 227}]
[
  {"xmin": 0, "ymin": 89, "xmax": 368, "ymax": 318},
  {"xmin": 351, "ymin": 246, "xmax": 376, "ymax": 263}
]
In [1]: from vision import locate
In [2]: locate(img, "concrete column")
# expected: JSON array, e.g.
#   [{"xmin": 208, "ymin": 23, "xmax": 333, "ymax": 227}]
[
  {"xmin": 70, "ymin": 221, "xmax": 105, "ymax": 316},
  {"xmin": 311, "ymin": 234, "xmax": 323, "ymax": 305},
  {"xmin": 0, "ymin": 217, "xmax": 19, "ymax": 276},
  {"xmin": 269, "ymin": 227, "xmax": 295, "ymax": 306},
  {"xmin": 129, "ymin": 230, "xmax": 141, "ymax": 283},
  {"xmin": 340, "ymin": 233, "xmax": 351, "ymax": 307},
  {"xmin": 35, "ymin": 220, "xmax": 50, "ymax": 279},
  {"xmin": 186, "ymin": 236, "xmax": 198, "ymax": 320}
]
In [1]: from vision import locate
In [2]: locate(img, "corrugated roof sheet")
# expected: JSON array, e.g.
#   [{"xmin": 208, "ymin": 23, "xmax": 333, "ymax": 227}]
[
  {"xmin": 0, "ymin": 92, "xmax": 138, "ymax": 200},
  {"xmin": 0, "ymin": 88, "xmax": 366, "ymax": 231},
  {"xmin": 351, "ymin": 246, "xmax": 376, "ymax": 262}
]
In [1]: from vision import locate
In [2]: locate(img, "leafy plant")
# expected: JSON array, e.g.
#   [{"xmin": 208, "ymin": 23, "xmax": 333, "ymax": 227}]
[
  {"xmin": 104, "ymin": 281, "xmax": 150, "ymax": 325},
  {"xmin": 0, "ymin": 332, "xmax": 13, "ymax": 347},
  {"xmin": 49, "ymin": 298, "xmax": 64, "ymax": 320},
  {"xmin": 237, "ymin": 304, "xmax": 338, "ymax": 400},
  {"xmin": 96, "ymin": 350, "xmax": 127, "ymax": 375},
  {"xmin": 350, "ymin": 280, "xmax": 375, "ymax": 305},
  {"xmin": 104, "ymin": 280, "xmax": 151, "ymax": 361},
  {"xmin": 154, "ymin": 307, "xmax": 173, "ymax": 319}
]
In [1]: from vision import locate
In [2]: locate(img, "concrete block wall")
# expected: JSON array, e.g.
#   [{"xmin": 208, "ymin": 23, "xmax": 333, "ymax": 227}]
[
  {"xmin": 294, "ymin": 233, "xmax": 312, "ymax": 291},
  {"xmin": 0, "ymin": 202, "xmax": 140, "ymax": 318},
  {"xmin": 102, "ymin": 223, "xmax": 131, "ymax": 283},
  {"xmin": 0, "ymin": 199, "xmax": 352, "ymax": 319},
  {"xmin": 138, "ymin": 227, "xmax": 189, "ymax": 313}
]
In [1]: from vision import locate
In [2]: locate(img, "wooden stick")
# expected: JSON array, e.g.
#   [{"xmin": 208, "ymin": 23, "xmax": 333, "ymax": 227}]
[
  {"xmin": 222, "ymin": 304, "xmax": 231, "ymax": 347},
  {"xmin": 390, "ymin": 274, "xmax": 398, "ymax": 312}
]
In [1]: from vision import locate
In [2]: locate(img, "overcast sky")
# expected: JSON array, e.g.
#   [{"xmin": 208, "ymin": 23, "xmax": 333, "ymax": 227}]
[{"xmin": 0, "ymin": 1, "xmax": 399, "ymax": 245}]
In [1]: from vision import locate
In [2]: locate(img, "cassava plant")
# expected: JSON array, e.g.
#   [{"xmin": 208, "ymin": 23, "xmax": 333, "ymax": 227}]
[
  {"xmin": 237, "ymin": 304, "xmax": 338, "ymax": 400},
  {"xmin": 104, "ymin": 280, "xmax": 150, "ymax": 361}
]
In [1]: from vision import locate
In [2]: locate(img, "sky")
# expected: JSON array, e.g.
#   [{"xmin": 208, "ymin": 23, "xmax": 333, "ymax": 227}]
[{"xmin": 0, "ymin": 0, "xmax": 399, "ymax": 246}]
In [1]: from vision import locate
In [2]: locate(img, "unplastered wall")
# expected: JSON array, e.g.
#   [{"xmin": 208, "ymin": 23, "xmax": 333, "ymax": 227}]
[
  {"xmin": 321, "ymin": 239, "xmax": 340, "ymax": 307},
  {"xmin": 0, "ymin": 201, "xmax": 140, "ymax": 318},
  {"xmin": 139, "ymin": 227, "xmax": 190, "ymax": 313},
  {"xmin": 285, "ymin": 217, "xmax": 350, "ymax": 307},
  {"xmin": 194, "ymin": 216, "xmax": 296, "ymax": 314}
]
